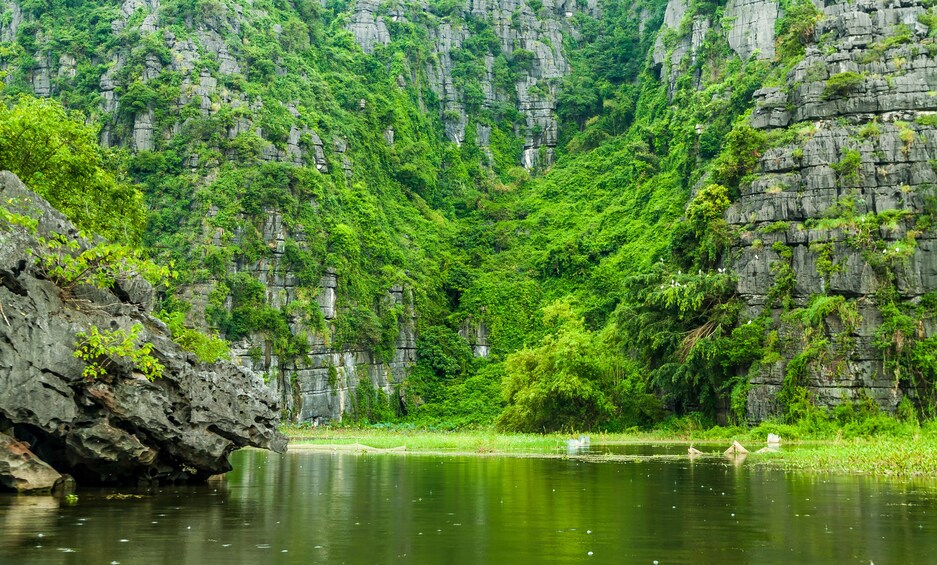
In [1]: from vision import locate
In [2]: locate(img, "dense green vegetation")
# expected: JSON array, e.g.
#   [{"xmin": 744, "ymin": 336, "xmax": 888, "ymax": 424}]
[
  {"xmin": 0, "ymin": 95, "xmax": 146, "ymax": 243},
  {"xmin": 3, "ymin": 0, "xmax": 935, "ymax": 434}
]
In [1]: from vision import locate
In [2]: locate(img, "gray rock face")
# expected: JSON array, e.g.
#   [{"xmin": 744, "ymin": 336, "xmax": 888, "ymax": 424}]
[
  {"xmin": 132, "ymin": 108, "xmax": 155, "ymax": 151},
  {"xmin": 653, "ymin": 0, "xmax": 711, "ymax": 95},
  {"xmin": 654, "ymin": 0, "xmax": 778, "ymax": 95},
  {"xmin": 346, "ymin": 0, "xmax": 391, "ymax": 54},
  {"xmin": 459, "ymin": 318, "xmax": 490, "ymax": 357},
  {"xmin": 31, "ymin": 53, "xmax": 52, "ymax": 97},
  {"xmin": 725, "ymin": 0, "xmax": 780, "ymax": 61},
  {"xmin": 0, "ymin": 172, "xmax": 286, "ymax": 486},
  {"xmin": 343, "ymin": 0, "xmax": 580, "ymax": 168},
  {"xmin": 0, "ymin": 1, "xmax": 23, "ymax": 43},
  {"xmin": 726, "ymin": 0, "xmax": 937, "ymax": 421}
]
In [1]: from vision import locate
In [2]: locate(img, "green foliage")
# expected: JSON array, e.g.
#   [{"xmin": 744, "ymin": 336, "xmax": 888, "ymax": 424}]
[
  {"xmin": 686, "ymin": 183, "xmax": 730, "ymax": 225},
  {"xmin": 13, "ymin": 0, "xmax": 923, "ymax": 432},
  {"xmin": 157, "ymin": 310, "xmax": 230, "ymax": 363},
  {"xmin": 34, "ymin": 233, "xmax": 173, "ymax": 295},
  {"xmin": 414, "ymin": 325, "xmax": 474, "ymax": 381},
  {"xmin": 0, "ymin": 199, "xmax": 39, "ymax": 232},
  {"xmin": 0, "ymin": 95, "xmax": 146, "ymax": 243},
  {"xmin": 775, "ymin": 0, "xmax": 823, "ymax": 61},
  {"xmin": 823, "ymin": 72, "xmax": 864, "ymax": 99},
  {"xmin": 349, "ymin": 375, "xmax": 399, "ymax": 425},
  {"xmin": 498, "ymin": 302, "xmax": 617, "ymax": 432},
  {"xmin": 711, "ymin": 119, "xmax": 767, "ymax": 192},
  {"xmin": 74, "ymin": 323, "xmax": 164, "ymax": 381},
  {"xmin": 831, "ymin": 149, "xmax": 862, "ymax": 185},
  {"xmin": 614, "ymin": 265, "xmax": 754, "ymax": 419},
  {"xmin": 875, "ymin": 296, "xmax": 937, "ymax": 411}
]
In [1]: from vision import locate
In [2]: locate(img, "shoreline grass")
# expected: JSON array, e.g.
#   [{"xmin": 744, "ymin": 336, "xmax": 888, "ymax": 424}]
[{"xmin": 281, "ymin": 424, "xmax": 937, "ymax": 480}]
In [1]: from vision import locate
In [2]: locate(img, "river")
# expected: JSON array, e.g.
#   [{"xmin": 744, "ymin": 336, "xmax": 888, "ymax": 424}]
[{"xmin": 2, "ymin": 447, "xmax": 937, "ymax": 563}]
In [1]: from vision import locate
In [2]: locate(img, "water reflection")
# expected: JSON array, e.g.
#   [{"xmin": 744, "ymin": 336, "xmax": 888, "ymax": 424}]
[{"xmin": 2, "ymin": 450, "xmax": 937, "ymax": 564}]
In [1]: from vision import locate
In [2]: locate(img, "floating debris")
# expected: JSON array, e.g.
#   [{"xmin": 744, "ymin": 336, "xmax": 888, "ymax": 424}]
[{"xmin": 724, "ymin": 441, "xmax": 748, "ymax": 456}]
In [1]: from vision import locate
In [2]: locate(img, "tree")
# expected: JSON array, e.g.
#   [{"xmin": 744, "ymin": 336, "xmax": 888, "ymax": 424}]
[
  {"xmin": 498, "ymin": 301, "xmax": 615, "ymax": 432},
  {"xmin": 0, "ymin": 95, "xmax": 146, "ymax": 243}
]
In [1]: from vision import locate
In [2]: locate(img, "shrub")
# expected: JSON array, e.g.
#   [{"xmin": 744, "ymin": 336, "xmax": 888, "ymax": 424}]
[
  {"xmin": 157, "ymin": 310, "xmax": 230, "ymax": 363},
  {"xmin": 823, "ymin": 72, "xmax": 864, "ymax": 99},
  {"xmin": 831, "ymin": 149, "xmax": 862, "ymax": 185}
]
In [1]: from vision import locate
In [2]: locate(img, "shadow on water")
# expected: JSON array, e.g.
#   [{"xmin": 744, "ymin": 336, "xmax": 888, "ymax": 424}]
[{"xmin": 3, "ymin": 448, "xmax": 937, "ymax": 564}]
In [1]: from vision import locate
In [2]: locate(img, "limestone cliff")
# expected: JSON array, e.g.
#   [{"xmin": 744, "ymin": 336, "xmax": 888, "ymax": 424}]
[{"xmin": 725, "ymin": 0, "xmax": 937, "ymax": 419}]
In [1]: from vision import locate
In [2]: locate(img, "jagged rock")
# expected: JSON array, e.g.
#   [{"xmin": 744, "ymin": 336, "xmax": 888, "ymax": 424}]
[
  {"xmin": 112, "ymin": 0, "xmax": 159, "ymax": 33},
  {"xmin": 750, "ymin": 87, "xmax": 791, "ymax": 129},
  {"xmin": 459, "ymin": 317, "xmax": 490, "ymax": 357},
  {"xmin": 731, "ymin": 0, "xmax": 937, "ymax": 421},
  {"xmin": 0, "ymin": 432, "xmax": 66, "ymax": 493},
  {"xmin": 0, "ymin": 1, "xmax": 23, "ymax": 43},
  {"xmin": 57, "ymin": 54, "xmax": 76, "ymax": 79},
  {"xmin": 653, "ymin": 0, "xmax": 711, "ymax": 96},
  {"xmin": 0, "ymin": 171, "xmax": 286, "ymax": 486},
  {"xmin": 31, "ymin": 53, "xmax": 52, "ymax": 96},
  {"xmin": 198, "ymin": 30, "xmax": 241, "ymax": 75},
  {"xmin": 132, "ymin": 108, "xmax": 155, "ymax": 151}
]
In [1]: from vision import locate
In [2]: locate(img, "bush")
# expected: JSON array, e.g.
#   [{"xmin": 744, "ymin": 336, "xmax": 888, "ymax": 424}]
[
  {"xmin": 823, "ymin": 72, "xmax": 864, "ymax": 99},
  {"xmin": 158, "ymin": 310, "xmax": 230, "ymax": 363},
  {"xmin": 498, "ymin": 301, "xmax": 616, "ymax": 432},
  {"xmin": 776, "ymin": 0, "xmax": 823, "ymax": 60}
]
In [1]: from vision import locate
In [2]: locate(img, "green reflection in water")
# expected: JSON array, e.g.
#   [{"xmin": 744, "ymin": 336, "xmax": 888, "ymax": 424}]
[{"xmin": 2, "ymin": 450, "xmax": 937, "ymax": 564}]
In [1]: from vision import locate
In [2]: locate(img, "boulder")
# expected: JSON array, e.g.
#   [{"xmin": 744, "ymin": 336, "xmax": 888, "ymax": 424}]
[{"xmin": 0, "ymin": 432, "xmax": 64, "ymax": 493}]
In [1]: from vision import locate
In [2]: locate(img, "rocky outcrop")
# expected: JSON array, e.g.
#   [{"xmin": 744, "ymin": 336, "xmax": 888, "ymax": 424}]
[
  {"xmin": 222, "ymin": 210, "xmax": 418, "ymax": 423},
  {"xmin": 727, "ymin": 0, "xmax": 937, "ymax": 420},
  {"xmin": 346, "ymin": 0, "xmax": 391, "ymax": 54},
  {"xmin": 459, "ymin": 318, "xmax": 490, "ymax": 357},
  {"xmin": 0, "ymin": 1, "xmax": 23, "ymax": 44},
  {"xmin": 0, "ymin": 432, "xmax": 68, "ymax": 493},
  {"xmin": 0, "ymin": 171, "xmax": 286, "ymax": 487}
]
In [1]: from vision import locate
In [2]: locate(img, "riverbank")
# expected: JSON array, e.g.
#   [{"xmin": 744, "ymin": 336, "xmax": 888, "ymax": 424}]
[{"xmin": 283, "ymin": 424, "xmax": 937, "ymax": 479}]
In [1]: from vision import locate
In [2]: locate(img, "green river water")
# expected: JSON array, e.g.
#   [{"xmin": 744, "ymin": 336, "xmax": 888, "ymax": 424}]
[{"xmin": 2, "ymin": 447, "xmax": 937, "ymax": 564}]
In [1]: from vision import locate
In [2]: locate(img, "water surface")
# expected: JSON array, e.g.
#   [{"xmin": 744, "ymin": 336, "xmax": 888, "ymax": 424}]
[{"xmin": 2, "ymin": 449, "xmax": 937, "ymax": 563}]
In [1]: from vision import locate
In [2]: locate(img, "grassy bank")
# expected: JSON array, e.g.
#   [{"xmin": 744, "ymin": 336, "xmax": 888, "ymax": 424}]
[{"xmin": 282, "ymin": 419, "xmax": 937, "ymax": 479}]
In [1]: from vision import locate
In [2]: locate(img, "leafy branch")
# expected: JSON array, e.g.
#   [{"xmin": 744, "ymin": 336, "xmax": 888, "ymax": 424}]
[
  {"xmin": 73, "ymin": 323, "xmax": 164, "ymax": 381},
  {"xmin": 33, "ymin": 232, "xmax": 174, "ymax": 296}
]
